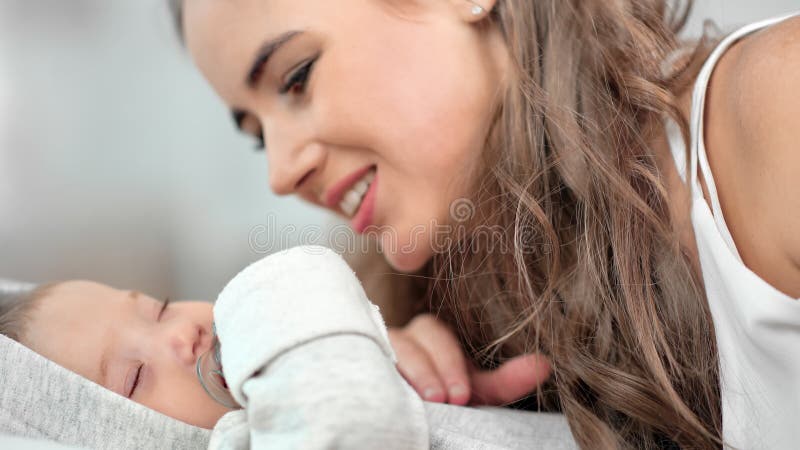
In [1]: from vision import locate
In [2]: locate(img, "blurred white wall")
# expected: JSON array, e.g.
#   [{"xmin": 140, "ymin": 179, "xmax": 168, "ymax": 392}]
[
  {"xmin": 685, "ymin": 1, "xmax": 798, "ymax": 34},
  {"xmin": 0, "ymin": 0, "xmax": 796, "ymax": 300},
  {"xmin": 0, "ymin": 0, "xmax": 330, "ymax": 299}
]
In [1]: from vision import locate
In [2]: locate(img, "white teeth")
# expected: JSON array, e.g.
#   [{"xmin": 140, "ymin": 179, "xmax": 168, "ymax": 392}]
[
  {"xmin": 339, "ymin": 169, "xmax": 376, "ymax": 218},
  {"xmin": 341, "ymin": 200, "xmax": 357, "ymax": 217},
  {"xmin": 344, "ymin": 190, "xmax": 362, "ymax": 206},
  {"xmin": 353, "ymin": 180, "xmax": 369, "ymax": 196}
]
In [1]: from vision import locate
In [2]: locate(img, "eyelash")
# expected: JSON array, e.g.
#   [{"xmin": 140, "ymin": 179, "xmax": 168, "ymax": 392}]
[
  {"xmin": 279, "ymin": 56, "xmax": 317, "ymax": 96},
  {"xmin": 252, "ymin": 56, "xmax": 319, "ymax": 151},
  {"xmin": 158, "ymin": 297, "xmax": 170, "ymax": 321},
  {"xmin": 254, "ymin": 136, "xmax": 265, "ymax": 151},
  {"xmin": 128, "ymin": 298, "xmax": 170, "ymax": 398},
  {"xmin": 128, "ymin": 364, "xmax": 143, "ymax": 398}
]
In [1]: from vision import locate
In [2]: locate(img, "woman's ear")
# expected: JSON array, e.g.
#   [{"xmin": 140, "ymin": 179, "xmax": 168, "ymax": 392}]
[{"xmin": 453, "ymin": 0, "xmax": 498, "ymax": 23}]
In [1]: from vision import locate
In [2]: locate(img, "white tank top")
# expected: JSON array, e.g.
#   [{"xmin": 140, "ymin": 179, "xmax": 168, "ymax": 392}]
[{"xmin": 665, "ymin": 12, "xmax": 800, "ymax": 449}]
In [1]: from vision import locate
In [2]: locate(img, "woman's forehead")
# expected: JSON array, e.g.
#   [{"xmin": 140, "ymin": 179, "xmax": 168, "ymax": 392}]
[
  {"xmin": 182, "ymin": 0, "xmax": 334, "ymax": 53},
  {"xmin": 182, "ymin": 0, "xmax": 382, "ymax": 108},
  {"xmin": 182, "ymin": 0, "xmax": 313, "ymax": 100}
]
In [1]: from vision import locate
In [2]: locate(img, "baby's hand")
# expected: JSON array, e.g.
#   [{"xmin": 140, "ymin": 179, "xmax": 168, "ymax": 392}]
[{"xmin": 387, "ymin": 314, "xmax": 552, "ymax": 406}]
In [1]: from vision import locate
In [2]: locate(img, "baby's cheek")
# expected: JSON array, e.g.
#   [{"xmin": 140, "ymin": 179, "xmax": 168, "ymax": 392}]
[{"xmin": 141, "ymin": 368, "xmax": 228, "ymax": 429}]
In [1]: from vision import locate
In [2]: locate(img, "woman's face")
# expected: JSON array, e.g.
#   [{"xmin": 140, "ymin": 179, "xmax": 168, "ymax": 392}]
[
  {"xmin": 22, "ymin": 281, "xmax": 231, "ymax": 429},
  {"xmin": 182, "ymin": 0, "xmax": 510, "ymax": 271}
]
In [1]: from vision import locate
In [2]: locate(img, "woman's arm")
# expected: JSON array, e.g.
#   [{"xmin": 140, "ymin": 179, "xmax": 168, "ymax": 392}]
[{"xmin": 208, "ymin": 246, "xmax": 428, "ymax": 450}]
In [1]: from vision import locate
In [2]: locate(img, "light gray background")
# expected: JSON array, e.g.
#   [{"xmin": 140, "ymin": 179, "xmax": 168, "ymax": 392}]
[{"xmin": 0, "ymin": 1, "xmax": 796, "ymax": 300}]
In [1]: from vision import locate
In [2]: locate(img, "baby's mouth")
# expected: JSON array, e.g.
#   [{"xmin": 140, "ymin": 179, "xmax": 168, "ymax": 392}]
[
  {"xmin": 196, "ymin": 329, "xmax": 240, "ymax": 409},
  {"xmin": 217, "ymin": 372, "xmax": 229, "ymax": 390}
]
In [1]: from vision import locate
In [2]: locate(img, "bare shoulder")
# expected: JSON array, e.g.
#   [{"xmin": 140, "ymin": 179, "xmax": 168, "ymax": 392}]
[
  {"xmin": 733, "ymin": 15, "xmax": 800, "ymax": 123},
  {"xmin": 704, "ymin": 15, "xmax": 800, "ymax": 297}
]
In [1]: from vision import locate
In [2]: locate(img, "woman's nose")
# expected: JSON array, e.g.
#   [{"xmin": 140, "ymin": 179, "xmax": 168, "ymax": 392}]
[{"xmin": 264, "ymin": 120, "xmax": 326, "ymax": 196}]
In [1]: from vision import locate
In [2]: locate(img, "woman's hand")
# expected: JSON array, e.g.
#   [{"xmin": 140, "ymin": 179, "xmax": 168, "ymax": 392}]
[{"xmin": 387, "ymin": 314, "xmax": 552, "ymax": 406}]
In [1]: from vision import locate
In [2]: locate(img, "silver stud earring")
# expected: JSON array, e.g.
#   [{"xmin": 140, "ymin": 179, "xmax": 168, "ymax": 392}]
[{"xmin": 469, "ymin": 2, "xmax": 485, "ymax": 16}]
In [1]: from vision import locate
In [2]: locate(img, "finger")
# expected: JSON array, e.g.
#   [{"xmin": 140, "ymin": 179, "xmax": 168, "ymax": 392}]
[
  {"xmin": 469, "ymin": 353, "xmax": 552, "ymax": 406},
  {"xmin": 388, "ymin": 329, "xmax": 447, "ymax": 402},
  {"xmin": 406, "ymin": 315, "xmax": 471, "ymax": 406}
]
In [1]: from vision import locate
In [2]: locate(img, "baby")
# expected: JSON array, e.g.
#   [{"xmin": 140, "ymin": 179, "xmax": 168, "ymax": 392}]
[{"xmin": 0, "ymin": 246, "xmax": 429, "ymax": 449}]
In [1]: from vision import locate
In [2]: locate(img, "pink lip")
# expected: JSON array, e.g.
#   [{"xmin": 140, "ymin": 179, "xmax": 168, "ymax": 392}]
[
  {"xmin": 324, "ymin": 165, "xmax": 376, "ymax": 210},
  {"xmin": 350, "ymin": 171, "xmax": 378, "ymax": 234}
]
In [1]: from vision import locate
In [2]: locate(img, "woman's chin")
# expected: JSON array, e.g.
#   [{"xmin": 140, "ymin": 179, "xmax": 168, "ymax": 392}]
[{"xmin": 380, "ymin": 239, "xmax": 432, "ymax": 273}]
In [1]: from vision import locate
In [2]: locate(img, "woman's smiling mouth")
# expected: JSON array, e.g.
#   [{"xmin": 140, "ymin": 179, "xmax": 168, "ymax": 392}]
[
  {"xmin": 349, "ymin": 169, "xmax": 378, "ymax": 233},
  {"xmin": 324, "ymin": 165, "xmax": 378, "ymax": 231},
  {"xmin": 339, "ymin": 169, "xmax": 375, "ymax": 217}
]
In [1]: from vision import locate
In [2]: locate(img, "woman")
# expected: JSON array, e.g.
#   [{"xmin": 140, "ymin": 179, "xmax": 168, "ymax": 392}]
[{"xmin": 171, "ymin": 0, "xmax": 800, "ymax": 448}]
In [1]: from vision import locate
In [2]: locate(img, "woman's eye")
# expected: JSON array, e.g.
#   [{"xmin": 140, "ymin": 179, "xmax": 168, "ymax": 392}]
[
  {"xmin": 254, "ymin": 135, "xmax": 265, "ymax": 151},
  {"xmin": 279, "ymin": 56, "xmax": 318, "ymax": 96},
  {"xmin": 250, "ymin": 54, "xmax": 319, "ymax": 152}
]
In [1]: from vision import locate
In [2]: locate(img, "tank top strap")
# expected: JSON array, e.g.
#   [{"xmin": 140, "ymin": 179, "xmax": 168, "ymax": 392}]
[{"xmin": 687, "ymin": 12, "xmax": 800, "ymax": 262}]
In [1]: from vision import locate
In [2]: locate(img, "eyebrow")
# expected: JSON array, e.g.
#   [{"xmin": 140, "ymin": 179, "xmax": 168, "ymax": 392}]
[
  {"xmin": 99, "ymin": 291, "xmax": 139, "ymax": 388},
  {"xmin": 232, "ymin": 31, "xmax": 303, "ymax": 138},
  {"xmin": 245, "ymin": 30, "xmax": 304, "ymax": 89}
]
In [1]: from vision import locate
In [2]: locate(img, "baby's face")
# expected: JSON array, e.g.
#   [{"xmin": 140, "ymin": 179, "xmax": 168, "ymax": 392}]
[{"xmin": 21, "ymin": 281, "xmax": 232, "ymax": 429}]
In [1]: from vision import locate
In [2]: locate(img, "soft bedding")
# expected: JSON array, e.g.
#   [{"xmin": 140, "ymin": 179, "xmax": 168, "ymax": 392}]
[{"xmin": 0, "ymin": 277, "xmax": 576, "ymax": 450}]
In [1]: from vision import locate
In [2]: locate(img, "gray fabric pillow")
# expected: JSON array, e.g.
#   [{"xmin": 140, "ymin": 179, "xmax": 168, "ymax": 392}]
[{"xmin": 425, "ymin": 403, "xmax": 576, "ymax": 450}]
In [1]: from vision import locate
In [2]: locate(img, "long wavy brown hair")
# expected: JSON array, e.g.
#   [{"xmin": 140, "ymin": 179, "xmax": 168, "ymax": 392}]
[
  {"xmin": 427, "ymin": 1, "xmax": 722, "ymax": 448},
  {"xmin": 169, "ymin": 0, "xmax": 722, "ymax": 447}
]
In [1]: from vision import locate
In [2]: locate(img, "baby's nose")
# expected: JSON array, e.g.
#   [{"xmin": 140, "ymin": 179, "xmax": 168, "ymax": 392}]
[{"xmin": 169, "ymin": 325, "xmax": 202, "ymax": 366}]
